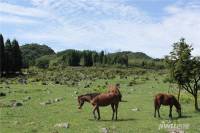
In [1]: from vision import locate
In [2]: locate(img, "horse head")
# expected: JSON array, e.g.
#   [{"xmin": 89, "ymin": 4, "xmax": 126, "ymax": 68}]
[
  {"xmin": 77, "ymin": 96, "xmax": 84, "ymax": 109},
  {"xmin": 176, "ymin": 102, "xmax": 182, "ymax": 117}
]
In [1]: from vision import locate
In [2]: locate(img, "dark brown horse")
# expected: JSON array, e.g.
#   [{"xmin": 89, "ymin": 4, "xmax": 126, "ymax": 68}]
[
  {"xmin": 77, "ymin": 93, "xmax": 100, "ymax": 109},
  {"xmin": 91, "ymin": 92, "xmax": 121, "ymax": 120},
  {"xmin": 154, "ymin": 93, "xmax": 181, "ymax": 118}
]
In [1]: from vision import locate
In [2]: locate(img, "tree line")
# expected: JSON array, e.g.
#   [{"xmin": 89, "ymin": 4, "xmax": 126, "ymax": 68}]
[
  {"xmin": 58, "ymin": 50, "xmax": 128, "ymax": 67},
  {"xmin": 0, "ymin": 34, "xmax": 22, "ymax": 77}
]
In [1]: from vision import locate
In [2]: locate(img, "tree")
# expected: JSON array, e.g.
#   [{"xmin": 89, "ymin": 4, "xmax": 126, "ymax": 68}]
[
  {"xmin": 63, "ymin": 50, "xmax": 81, "ymax": 66},
  {"xmin": 166, "ymin": 38, "xmax": 200, "ymax": 111},
  {"xmin": 0, "ymin": 34, "xmax": 4, "ymax": 77},
  {"xmin": 12, "ymin": 39, "xmax": 22, "ymax": 73},
  {"xmin": 4, "ymin": 39, "xmax": 13, "ymax": 74},
  {"xmin": 103, "ymin": 55, "xmax": 108, "ymax": 64},
  {"xmin": 99, "ymin": 51, "xmax": 104, "ymax": 64},
  {"xmin": 92, "ymin": 52, "xmax": 99, "ymax": 66},
  {"xmin": 82, "ymin": 50, "xmax": 93, "ymax": 66}
]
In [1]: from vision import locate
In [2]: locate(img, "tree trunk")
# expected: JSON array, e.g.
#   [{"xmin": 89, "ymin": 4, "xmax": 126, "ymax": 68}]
[
  {"xmin": 177, "ymin": 84, "xmax": 181, "ymax": 102},
  {"xmin": 194, "ymin": 94, "xmax": 199, "ymax": 111}
]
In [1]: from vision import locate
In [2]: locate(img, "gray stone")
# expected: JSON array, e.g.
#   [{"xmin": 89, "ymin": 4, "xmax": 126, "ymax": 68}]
[
  {"xmin": 101, "ymin": 128, "xmax": 109, "ymax": 133},
  {"xmin": 54, "ymin": 123, "xmax": 69, "ymax": 128},
  {"xmin": 131, "ymin": 108, "xmax": 140, "ymax": 111},
  {"xmin": 13, "ymin": 102, "xmax": 23, "ymax": 107}
]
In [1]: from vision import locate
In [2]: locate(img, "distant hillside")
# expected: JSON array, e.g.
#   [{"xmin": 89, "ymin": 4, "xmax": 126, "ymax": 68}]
[
  {"xmin": 20, "ymin": 43, "xmax": 55, "ymax": 67},
  {"xmin": 20, "ymin": 44, "xmax": 164, "ymax": 69},
  {"xmin": 110, "ymin": 51, "xmax": 152, "ymax": 60}
]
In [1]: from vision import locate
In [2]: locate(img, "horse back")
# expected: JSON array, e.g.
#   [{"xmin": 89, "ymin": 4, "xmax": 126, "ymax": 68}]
[
  {"xmin": 154, "ymin": 93, "xmax": 175, "ymax": 106},
  {"xmin": 91, "ymin": 93, "xmax": 119, "ymax": 106}
]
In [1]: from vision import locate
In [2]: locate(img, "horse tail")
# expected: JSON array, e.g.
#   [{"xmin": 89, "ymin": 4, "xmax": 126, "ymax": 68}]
[{"xmin": 154, "ymin": 96, "xmax": 158, "ymax": 108}]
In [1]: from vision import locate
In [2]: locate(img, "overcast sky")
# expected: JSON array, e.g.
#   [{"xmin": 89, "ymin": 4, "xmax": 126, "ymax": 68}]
[{"xmin": 0, "ymin": 0, "xmax": 200, "ymax": 58}]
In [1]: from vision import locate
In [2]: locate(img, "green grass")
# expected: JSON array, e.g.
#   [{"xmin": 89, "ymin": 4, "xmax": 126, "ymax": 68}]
[{"xmin": 0, "ymin": 72, "xmax": 200, "ymax": 133}]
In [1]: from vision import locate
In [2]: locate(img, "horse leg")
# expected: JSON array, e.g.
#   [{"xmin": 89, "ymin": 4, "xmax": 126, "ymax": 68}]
[
  {"xmin": 93, "ymin": 105, "xmax": 97, "ymax": 120},
  {"xmin": 111, "ymin": 104, "xmax": 115, "ymax": 120},
  {"xmin": 97, "ymin": 107, "xmax": 101, "ymax": 120},
  {"xmin": 169, "ymin": 105, "xmax": 172, "ymax": 118},
  {"xmin": 154, "ymin": 106, "xmax": 157, "ymax": 117},
  {"xmin": 157, "ymin": 105, "xmax": 161, "ymax": 118},
  {"xmin": 115, "ymin": 103, "xmax": 119, "ymax": 120}
]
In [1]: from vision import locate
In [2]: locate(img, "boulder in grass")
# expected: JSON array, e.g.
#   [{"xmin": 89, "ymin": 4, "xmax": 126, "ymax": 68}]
[
  {"xmin": 101, "ymin": 128, "xmax": 109, "ymax": 133},
  {"xmin": 54, "ymin": 98, "xmax": 63, "ymax": 102},
  {"xmin": 74, "ymin": 91, "xmax": 78, "ymax": 94},
  {"xmin": 12, "ymin": 102, "xmax": 23, "ymax": 107},
  {"xmin": 0, "ymin": 92, "xmax": 6, "ymax": 97},
  {"xmin": 40, "ymin": 100, "xmax": 52, "ymax": 105},
  {"xmin": 131, "ymin": 108, "xmax": 140, "ymax": 111},
  {"xmin": 54, "ymin": 123, "xmax": 69, "ymax": 128}
]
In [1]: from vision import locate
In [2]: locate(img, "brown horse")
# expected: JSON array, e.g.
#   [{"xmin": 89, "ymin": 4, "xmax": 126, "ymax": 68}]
[
  {"xmin": 154, "ymin": 93, "xmax": 181, "ymax": 118},
  {"xmin": 77, "ymin": 93, "xmax": 100, "ymax": 109},
  {"xmin": 91, "ymin": 92, "xmax": 120, "ymax": 120}
]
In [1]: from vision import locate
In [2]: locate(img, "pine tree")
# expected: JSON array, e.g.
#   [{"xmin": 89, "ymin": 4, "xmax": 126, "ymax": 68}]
[
  {"xmin": 99, "ymin": 51, "xmax": 104, "ymax": 64},
  {"xmin": 4, "ymin": 39, "xmax": 13, "ymax": 74},
  {"xmin": 0, "ymin": 34, "xmax": 5, "ymax": 77},
  {"xmin": 12, "ymin": 39, "xmax": 22, "ymax": 73}
]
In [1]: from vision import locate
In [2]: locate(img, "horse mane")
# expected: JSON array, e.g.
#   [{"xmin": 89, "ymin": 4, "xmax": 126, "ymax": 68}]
[
  {"xmin": 78, "ymin": 93, "xmax": 100, "ymax": 99},
  {"xmin": 108, "ymin": 84, "xmax": 122, "ymax": 101}
]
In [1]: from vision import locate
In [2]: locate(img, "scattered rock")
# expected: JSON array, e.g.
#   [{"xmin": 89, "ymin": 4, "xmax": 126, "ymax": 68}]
[
  {"xmin": 131, "ymin": 108, "xmax": 140, "ymax": 111},
  {"xmin": 40, "ymin": 100, "xmax": 52, "ymax": 105},
  {"xmin": 13, "ymin": 121, "xmax": 19, "ymax": 125},
  {"xmin": 101, "ymin": 128, "xmax": 109, "ymax": 133},
  {"xmin": 54, "ymin": 123, "xmax": 69, "ymax": 128},
  {"xmin": 84, "ymin": 84, "xmax": 90, "ymax": 88},
  {"xmin": 40, "ymin": 98, "xmax": 63, "ymax": 105},
  {"xmin": 25, "ymin": 96, "xmax": 31, "ymax": 100},
  {"xmin": 0, "ymin": 92, "xmax": 6, "ymax": 97},
  {"xmin": 23, "ymin": 96, "xmax": 31, "ymax": 102},
  {"xmin": 42, "ymin": 82, "xmax": 48, "ymax": 85},
  {"xmin": 74, "ymin": 91, "xmax": 78, "ymax": 94},
  {"xmin": 55, "ymin": 97, "xmax": 63, "ymax": 102},
  {"xmin": 12, "ymin": 102, "xmax": 23, "ymax": 107},
  {"xmin": 26, "ymin": 122, "xmax": 35, "ymax": 126}
]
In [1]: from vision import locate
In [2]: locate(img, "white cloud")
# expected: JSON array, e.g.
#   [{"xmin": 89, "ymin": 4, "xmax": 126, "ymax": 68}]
[
  {"xmin": 2, "ymin": 0, "xmax": 200, "ymax": 57},
  {"xmin": 0, "ymin": 2, "xmax": 49, "ymax": 17},
  {"xmin": 0, "ymin": 14, "xmax": 40, "ymax": 24}
]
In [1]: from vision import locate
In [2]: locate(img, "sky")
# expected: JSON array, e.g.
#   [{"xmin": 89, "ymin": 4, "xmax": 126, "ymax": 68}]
[{"xmin": 0, "ymin": 0, "xmax": 200, "ymax": 58}]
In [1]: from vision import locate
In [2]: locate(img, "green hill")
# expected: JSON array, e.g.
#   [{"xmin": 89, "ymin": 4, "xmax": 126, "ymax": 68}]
[{"xmin": 20, "ymin": 43, "xmax": 55, "ymax": 67}]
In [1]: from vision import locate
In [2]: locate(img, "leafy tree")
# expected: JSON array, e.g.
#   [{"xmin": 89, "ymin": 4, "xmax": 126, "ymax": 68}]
[
  {"xmin": 12, "ymin": 39, "xmax": 22, "ymax": 72},
  {"xmin": 0, "ymin": 34, "xmax": 4, "ymax": 77},
  {"xmin": 166, "ymin": 38, "xmax": 200, "ymax": 110}
]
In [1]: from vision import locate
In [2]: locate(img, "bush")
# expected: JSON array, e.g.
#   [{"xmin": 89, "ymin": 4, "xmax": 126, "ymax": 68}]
[{"xmin": 35, "ymin": 56, "xmax": 51, "ymax": 69}]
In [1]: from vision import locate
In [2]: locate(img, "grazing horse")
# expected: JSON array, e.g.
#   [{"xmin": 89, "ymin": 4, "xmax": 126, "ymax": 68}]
[
  {"xmin": 77, "ymin": 93, "xmax": 100, "ymax": 109},
  {"xmin": 154, "ymin": 93, "xmax": 181, "ymax": 118},
  {"xmin": 91, "ymin": 92, "xmax": 120, "ymax": 120},
  {"xmin": 108, "ymin": 83, "xmax": 122, "ymax": 101}
]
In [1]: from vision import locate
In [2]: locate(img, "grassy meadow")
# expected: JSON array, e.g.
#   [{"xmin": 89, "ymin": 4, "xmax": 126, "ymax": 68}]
[{"xmin": 0, "ymin": 68, "xmax": 200, "ymax": 133}]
